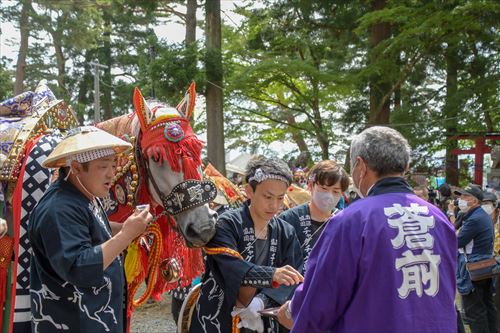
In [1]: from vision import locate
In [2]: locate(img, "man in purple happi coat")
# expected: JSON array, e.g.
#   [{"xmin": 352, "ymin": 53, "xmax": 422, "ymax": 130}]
[{"xmin": 277, "ymin": 126, "xmax": 457, "ymax": 333}]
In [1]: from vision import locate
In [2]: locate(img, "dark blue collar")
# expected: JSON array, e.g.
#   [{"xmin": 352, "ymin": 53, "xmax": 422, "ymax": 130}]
[
  {"xmin": 463, "ymin": 205, "xmax": 481, "ymax": 219},
  {"xmin": 367, "ymin": 177, "xmax": 414, "ymax": 197}
]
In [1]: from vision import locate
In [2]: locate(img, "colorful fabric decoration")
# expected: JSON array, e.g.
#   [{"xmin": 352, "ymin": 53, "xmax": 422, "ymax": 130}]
[
  {"xmin": 164, "ymin": 122, "xmax": 184, "ymax": 142},
  {"xmin": 10, "ymin": 134, "xmax": 61, "ymax": 332},
  {"xmin": 141, "ymin": 117, "xmax": 203, "ymax": 181},
  {"xmin": 0, "ymin": 91, "xmax": 35, "ymax": 116},
  {"xmin": 33, "ymin": 79, "xmax": 57, "ymax": 106},
  {"xmin": 0, "ymin": 235, "xmax": 13, "ymax": 328},
  {"xmin": 204, "ymin": 163, "xmax": 245, "ymax": 205}
]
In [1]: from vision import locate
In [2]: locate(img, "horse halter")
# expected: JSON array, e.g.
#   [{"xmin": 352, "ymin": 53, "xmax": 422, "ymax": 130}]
[{"xmin": 138, "ymin": 135, "xmax": 217, "ymax": 216}]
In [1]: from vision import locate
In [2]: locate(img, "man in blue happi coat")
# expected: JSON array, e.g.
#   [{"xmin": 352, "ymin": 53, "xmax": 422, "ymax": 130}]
[
  {"xmin": 28, "ymin": 127, "xmax": 152, "ymax": 333},
  {"xmin": 189, "ymin": 156, "xmax": 304, "ymax": 333}
]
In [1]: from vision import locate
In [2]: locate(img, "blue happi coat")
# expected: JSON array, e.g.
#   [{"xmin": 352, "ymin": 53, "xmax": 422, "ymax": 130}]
[
  {"xmin": 28, "ymin": 177, "xmax": 125, "ymax": 333},
  {"xmin": 279, "ymin": 203, "xmax": 330, "ymax": 273},
  {"xmin": 190, "ymin": 202, "xmax": 302, "ymax": 333}
]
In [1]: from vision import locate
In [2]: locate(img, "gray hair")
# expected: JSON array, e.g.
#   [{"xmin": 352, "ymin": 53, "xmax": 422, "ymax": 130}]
[{"xmin": 350, "ymin": 126, "xmax": 411, "ymax": 176}]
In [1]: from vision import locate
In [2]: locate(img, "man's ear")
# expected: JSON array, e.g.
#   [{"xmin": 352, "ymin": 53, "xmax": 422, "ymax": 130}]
[
  {"xmin": 245, "ymin": 183, "xmax": 254, "ymax": 199},
  {"xmin": 403, "ymin": 163, "xmax": 410, "ymax": 175},
  {"xmin": 356, "ymin": 156, "xmax": 367, "ymax": 177},
  {"xmin": 70, "ymin": 160, "xmax": 82, "ymax": 175}
]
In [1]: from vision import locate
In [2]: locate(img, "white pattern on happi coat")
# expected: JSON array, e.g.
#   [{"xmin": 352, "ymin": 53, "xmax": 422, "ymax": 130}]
[
  {"xmin": 384, "ymin": 203, "xmax": 441, "ymax": 299},
  {"xmin": 64, "ymin": 277, "xmax": 117, "ymax": 332},
  {"xmin": 196, "ymin": 274, "xmax": 224, "ymax": 333},
  {"xmin": 31, "ymin": 284, "xmax": 70, "ymax": 332}
]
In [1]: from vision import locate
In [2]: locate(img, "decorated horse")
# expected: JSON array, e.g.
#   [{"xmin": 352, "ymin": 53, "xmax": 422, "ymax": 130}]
[{"xmin": 0, "ymin": 81, "xmax": 217, "ymax": 332}]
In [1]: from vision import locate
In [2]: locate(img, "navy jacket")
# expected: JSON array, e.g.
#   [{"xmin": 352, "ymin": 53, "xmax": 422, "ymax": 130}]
[{"xmin": 456, "ymin": 206, "xmax": 494, "ymax": 294}]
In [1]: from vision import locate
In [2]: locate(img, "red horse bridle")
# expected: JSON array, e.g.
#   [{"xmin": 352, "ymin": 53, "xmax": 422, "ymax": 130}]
[{"xmin": 137, "ymin": 116, "xmax": 216, "ymax": 216}]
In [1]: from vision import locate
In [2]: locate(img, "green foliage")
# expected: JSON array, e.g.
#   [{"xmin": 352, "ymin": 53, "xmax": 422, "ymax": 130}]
[
  {"xmin": 1, "ymin": 0, "xmax": 498, "ymax": 176},
  {"xmin": 0, "ymin": 59, "xmax": 13, "ymax": 100},
  {"xmin": 146, "ymin": 42, "xmax": 202, "ymax": 105},
  {"xmin": 223, "ymin": 0, "xmax": 365, "ymax": 161}
]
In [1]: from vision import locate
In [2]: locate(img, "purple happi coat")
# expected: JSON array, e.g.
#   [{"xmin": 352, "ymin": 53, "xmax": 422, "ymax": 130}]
[{"xmin": 290, "ymin": 177, "xmax": 457, "ymax": 333}]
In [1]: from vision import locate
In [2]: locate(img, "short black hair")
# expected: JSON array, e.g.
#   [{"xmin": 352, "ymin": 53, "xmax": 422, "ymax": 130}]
[{"xmin": 245, "ymin": 156, "xmax": 292, "ymax": 191}]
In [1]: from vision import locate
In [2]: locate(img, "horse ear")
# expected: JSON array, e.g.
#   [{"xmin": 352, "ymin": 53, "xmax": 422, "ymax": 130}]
[
  {"xmin": 176, "ymin": 81, "xmax": 196, "ymax": 120},
  {"xmin": 133, "ymin": 87, "xmax": 152, "ymax": 132}
]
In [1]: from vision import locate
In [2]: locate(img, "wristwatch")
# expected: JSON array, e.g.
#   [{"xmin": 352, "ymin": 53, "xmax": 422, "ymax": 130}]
[{"xmin": 285, "ymin": 301, "xmax": 292, "ymax": 319}]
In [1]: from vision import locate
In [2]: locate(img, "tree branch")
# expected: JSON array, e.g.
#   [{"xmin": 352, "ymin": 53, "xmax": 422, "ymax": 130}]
[{"xmin": 230, "ymin": 103, "xmax": 315, "ymax": 135}]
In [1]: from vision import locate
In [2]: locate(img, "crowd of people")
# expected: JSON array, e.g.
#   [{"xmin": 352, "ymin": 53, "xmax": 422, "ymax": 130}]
[{"xmin": 5, "ymin": 123, "xmax": 499, "ymax": 333}]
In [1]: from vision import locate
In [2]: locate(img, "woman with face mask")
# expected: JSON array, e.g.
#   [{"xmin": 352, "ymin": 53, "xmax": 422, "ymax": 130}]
[
  {"xmin": 482, "ymin": 192, "xmax": 499, "ymax": 225},
  {"xmin": 279, "ymin": 160, "xmax": 349, "ymax": 273}
]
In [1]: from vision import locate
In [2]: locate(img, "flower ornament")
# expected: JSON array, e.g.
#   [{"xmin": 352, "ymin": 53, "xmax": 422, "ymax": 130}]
[{"xmin": 164, "ymin": 122, "xmax": 184, "ymax": 142}]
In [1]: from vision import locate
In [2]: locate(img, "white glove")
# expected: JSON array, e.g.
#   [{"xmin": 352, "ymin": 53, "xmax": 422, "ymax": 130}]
[
  {"xmin": 231, "ymin": 297, "xmax": 264, "ymax": 319},
  {"xmin": 237, "ymin": 316, "xmax": 264, "ymax": 333},
  {"xmin": 235, "ymin": 297, "xmax": 264, "ymax": 320},
  {"xmin": 231, "ymin": 297, "xmax": 264, "ymax": 332}
]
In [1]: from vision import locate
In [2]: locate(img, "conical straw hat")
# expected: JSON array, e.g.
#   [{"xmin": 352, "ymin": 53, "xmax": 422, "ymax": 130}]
[{"xmin": 42, "ymin": 126, "xmax": 132, "ymax": 168}]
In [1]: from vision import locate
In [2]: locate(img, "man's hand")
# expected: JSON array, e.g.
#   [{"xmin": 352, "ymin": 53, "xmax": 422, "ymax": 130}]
[
  {"xmin": 277, "ymin": 300, "xmax": 293, "ymax": 329},
  {"xmin": 273, "ymin": 265, "xmax": 304, "ymax": 286},
  {"xmin": 121, "ymin": 205, "xmax": 152, "ymax": 241},
  {"xmin": 0, "ymin": 218, "xmax": 7, "ymax": 238},
  {"xmin": 231, "ymin": 297, "xmax": 264, "ymax": 332}
]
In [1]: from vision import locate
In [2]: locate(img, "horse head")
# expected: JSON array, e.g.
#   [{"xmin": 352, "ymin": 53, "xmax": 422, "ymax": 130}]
[{"xmin": 132, "ymin": 84, "xmax": 217, "ymax": 247}]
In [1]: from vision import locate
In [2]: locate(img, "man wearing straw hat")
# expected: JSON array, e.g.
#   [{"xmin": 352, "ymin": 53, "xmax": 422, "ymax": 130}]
[{"xmin": 28, "ymin": 126, "xmax": 152, "ymax": 333}]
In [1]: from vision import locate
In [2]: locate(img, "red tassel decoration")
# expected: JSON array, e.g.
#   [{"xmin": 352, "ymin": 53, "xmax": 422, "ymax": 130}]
[{"xmin": 141, "ymin": 117, "xmax": 203, "ymax": 181}]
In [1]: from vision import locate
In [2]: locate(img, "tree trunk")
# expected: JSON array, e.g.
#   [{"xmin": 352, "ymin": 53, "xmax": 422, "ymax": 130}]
[
  {"xmin": 53, "ymin": 39, "xmax": 67, "ymax": 98},
  {"xmin": 205, "ymin": 0, "xmax": 225, "ymax": 174},
  {"xmin": 185, "ymin": 0, "xmax": 197, "ymax": 45},
  {"xmin": 286, "ymin": 114, "xmax": 312, "ymax": 165},
  {"xmin": 75, "ymin": 50, "xmax": 94, "ymax": 124},
  {"xmin": 102, "ymin": 17, "xmax": 112, "ymax": 120},
  {"xmin": 368, "ymin": 0, "xmax": 391, "ymax": 125},
  {"xmin": 310, "ymin": 77, "xmax": 329, "ymax": 159},
  {"xmin": 14, "ymin": 0, "xmax": 30, "ymax": 95},
  {"xmin": 444, "ymin": 44, "xmax": 459, "ymax": 186},
  {"xmin": 317, "ymin": 133, "xmax": 330, "ymax": 160},
  {"xmin": 394, "ymin": 86, "xmax": 401, "ymax": 111}
]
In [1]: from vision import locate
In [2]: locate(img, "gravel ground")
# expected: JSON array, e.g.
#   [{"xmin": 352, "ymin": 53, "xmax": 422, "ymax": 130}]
[{"xmin": 130, "ymin": 290, "xmax": 177, "ymax": 333}]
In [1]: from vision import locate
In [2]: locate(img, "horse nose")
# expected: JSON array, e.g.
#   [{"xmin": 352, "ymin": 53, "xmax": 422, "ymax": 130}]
[{"xmin": 185, "ymin": 217, "xmax": 216, "ymax": 245}]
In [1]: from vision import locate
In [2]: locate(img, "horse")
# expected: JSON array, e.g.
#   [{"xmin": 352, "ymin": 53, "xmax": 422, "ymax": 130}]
[{"xmin": 0, "ymin": 81, "xmax": 217, "ymax": 332}]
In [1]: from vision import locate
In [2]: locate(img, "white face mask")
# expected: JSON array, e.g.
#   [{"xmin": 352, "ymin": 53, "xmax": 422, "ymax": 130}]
[
  {"xmin": 482, "ymin": 204, "xmax": 494, "ymax": 216},
  {"xmin": 458, "ymin": 199, "xmax": 469, "ymax": 212},
  {"xmin": 351, "ymin": 160, "xmax": 365, "ymax": 199},
  {"xmin": 312, "ymin": 189, "xmax": 340, "ymax": 213}
]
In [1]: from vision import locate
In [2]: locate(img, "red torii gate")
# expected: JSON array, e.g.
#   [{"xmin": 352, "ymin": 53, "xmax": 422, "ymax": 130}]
[{"xmin": 449, "ymin": 133, "xmax": 500, "ymax": 187}]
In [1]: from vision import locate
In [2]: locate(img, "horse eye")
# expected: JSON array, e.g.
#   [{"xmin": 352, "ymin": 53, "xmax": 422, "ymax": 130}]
[
  {"xmin": 150, "ymin": 147, "xmax": 163, "ymax": 163},
  {"xmin": 151, "ymin": 154, "xmax": 161, "ymax": 163}
]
